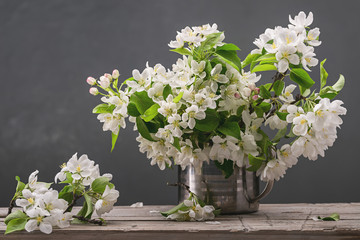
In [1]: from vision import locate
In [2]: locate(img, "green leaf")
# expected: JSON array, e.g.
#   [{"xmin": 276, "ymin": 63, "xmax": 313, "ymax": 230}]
[
  {"xmin": 170, "ymin": 47, "xmax": 192, "ymax": 56},
  {"xmin": 242, "ymin": 53, "xmax": 261, "ymax": 68},
  {"xmin": 319, "ymin": 86, "xmax": 338, "ymax": 99},
  {"xmin": 161, "ymin": 202, "xmax": 188, "ymax": 217},
  {"xmin": 5, "ymin": 218, "xmax": 27, "ymax": 235},
  {"xmin": 246, "ymin": 154, "xmax": 265, "ymax": 172},
  {"xmin": 141, "ymin": 104, "xmax": 160, "ymax": 122},
  {"xmin": 172, "ymin": 137, "xmax": 181, "ymax": 152},
  {"xmin": 214, "ymin": 159, "xmax": 234, "ymax": 179},
  {"xmin": 272, "ymin": 127, "xmax": 288, "ymax": 142},
  {"xmin": 195, "ymin": 109, "xmax": 220, "ymax": 132},
  {"xmin": 200, "ymin": 32, "xmax": 223, "ymax": 51},
  {"xmin": 127, "ymin": 102, "xmax": 141, "ymax": 117},
  {"xmin": 91, "ymin": 176, "xmax": 111, "ymax": 194},
  {"xmin": 136, "ymin": 116, "xmax": 155, "ymax": 141},
  {"xmin": 216, "ymin": 43, "xmax": 240, "ymax": 51},
  {"xmin": 111, "ymin": 131, "xmax": 119, "ymax": 152},
  {"xmin": 5, "ymin": 210, "xmax": 27, "ymax": 225},
  {"xmin": 317, "ymin": 213, "xmax": 340, "ymax": 221},
  {"xmin": 320, "ymin": 59, "xmax": 328, "ymax": 89},
  {"xmin": 286, "ymin": 125, "xmax": 297, "ymax": 138},
  {"xmin": 259, "ymin": 85, "xmax": 272, "ymax": 99},
  {"xmin": 273, "ymin": 80, "xmax": 285, "ymax": 96},
  {"xmin": 92, "ymin": 104, "xmax": 115, "ymax": 114},
  {"xmin": 15, "ymin": 176, "xmax": 25, "ymax": 193},
  {"xmin": 75, "ymin": 202, "xmax": 88, "ymax": 219},
  {"xmin": 83, "ymin": 193, "xmax": 94, "ymax": 219},
  {"xmin": 251, "ymin": 64, "xmax": 277, "ymax": 73},
  {"xmin": 258, "ymin": 102, "xmax": 271, "ymax": 112},
  {"xmin": 130, "ymin": 91, "xmax": 155, "ymax": 114},
  {"xmin": 163, "ymin": 84, "xmax": 172, "ymax": 99},
  {"xmin": 215, "ymin": 50, "xmax": 241, "ymax": 71},
  {"xmin": 60, "ymin": 172, "xmax": 74, "ymax": 184},
  {"xmin": 332, "ymin": 74, "xmax": 345, "ymax": 92},
  {"xmin": 255, "ymin": 53, "xmax": 276, "ymax": 62},
  {"xmin": 276, "ymin": 112, "xmax": 289, "ymax": 121},
  {"xmin": 173, "ymin": 91, "xmax": 184, "ymax": 103},
  {"xmin": 218, "ymin": 121, "xmax": 241, "ymax": 140},
  {"xmin": 58, "ymin": 185, "xmax": 74, "ymax": 205},
  {"xmin": 236, "ymin": 105, "xmax": 245, "ymax": 116},
  {"xmin": 254, "ymin": 106, "xmax": 264, "ymax": 118},
  {"xmin": 290, "ymin": 68, "xmax": 315, "ymax": 89}
]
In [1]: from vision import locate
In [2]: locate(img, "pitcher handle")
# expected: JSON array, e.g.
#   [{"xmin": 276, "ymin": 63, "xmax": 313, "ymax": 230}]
[{"xmin": 242, "ymin": 167, "xmax": 274, "ymax": 203}]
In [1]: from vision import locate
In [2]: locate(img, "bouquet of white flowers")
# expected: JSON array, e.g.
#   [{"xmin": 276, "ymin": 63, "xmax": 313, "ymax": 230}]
[
  {"xmin": 5, "ymin": 153, "xmax": 119, "ymax": 235},
  {"xmin": 87, "ymin": 11, "xmax": 346, "ymax": 182}
]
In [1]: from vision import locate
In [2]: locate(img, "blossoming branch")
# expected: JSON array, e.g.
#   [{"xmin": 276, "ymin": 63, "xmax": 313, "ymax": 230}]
[{"xmin": 87, "ymin": 11, "xmax": 346, "ymax": 182}]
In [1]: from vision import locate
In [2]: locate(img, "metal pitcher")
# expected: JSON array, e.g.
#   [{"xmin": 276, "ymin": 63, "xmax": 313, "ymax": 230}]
[{"xmin": 178, "ymin": 161, "xmax": 274, "ymax": 214}]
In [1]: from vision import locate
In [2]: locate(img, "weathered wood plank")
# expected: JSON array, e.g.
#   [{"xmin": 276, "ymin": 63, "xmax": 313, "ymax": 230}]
[{"xmin": 0, "ymin": 203, "xmax": 359, "ymax": 239}]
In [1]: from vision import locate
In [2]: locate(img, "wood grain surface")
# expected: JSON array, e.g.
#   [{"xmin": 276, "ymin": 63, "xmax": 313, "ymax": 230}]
[{"xmin": 0, "ymin": 203, "xmax": 359, "ymax": 239}]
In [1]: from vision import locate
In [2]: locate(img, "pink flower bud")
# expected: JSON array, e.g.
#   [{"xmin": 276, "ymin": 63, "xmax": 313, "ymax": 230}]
[
  {"xmin": 104, "ymin": 73, "xmax": 112, "ymax": 80},
  {"xmin": 248, "ymin": 83, "xmax": 256, "ymax": 91},
  {"xmin": 86, "ymin": 77, "xmax": 96, "ymax": 85},
  {"xmin": 252, "ymin": 95, "xmax": 259, "ymax": 101},
  {"xmin": 112, "ymin": 69, "xmax": 120, "ymax": 79},
  {"xmin": 234, "ymin": 92, "xmax": 241, "ymax": 99},
  {"xmin": 89, "ymin": 87, "xmax": 99, "ymax": 96},
  {"xmin": 243, "ymin": 87, "xmax": 251, "ymax": 97},
  {"xmin": 255, "ymin": 87, "xmax": 260, "ymax": 94}
]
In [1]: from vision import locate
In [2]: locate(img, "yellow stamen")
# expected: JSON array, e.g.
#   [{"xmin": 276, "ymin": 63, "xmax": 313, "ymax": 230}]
[
  {"xmin": 36, "ymin": 216, "xmax": 43, "ymax": 223},
  {"xmin": 76, "ymin": 165, "xmax": 81, "ymax": 172},
  {"xmin": 300, "ymin": 119, "xmax": 307, "ymax": 125},
  {"xmin": 28, "ymin": 198, "xmax": 34, "ymax": 204}
]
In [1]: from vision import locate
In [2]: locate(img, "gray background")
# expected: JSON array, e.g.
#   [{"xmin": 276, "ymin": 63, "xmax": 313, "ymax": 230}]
[{"xmin": 0, "ymin": 0, "xmax": 359, "ymax": 207}]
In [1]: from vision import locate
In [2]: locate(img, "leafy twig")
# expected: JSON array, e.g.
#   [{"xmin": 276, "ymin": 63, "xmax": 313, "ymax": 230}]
[{"xmin": 72, "ymin": 215, "xmax": 103, "ymax": 225}]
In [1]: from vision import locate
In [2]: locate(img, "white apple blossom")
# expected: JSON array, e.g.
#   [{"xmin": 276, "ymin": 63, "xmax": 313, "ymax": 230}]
[
  {"xmin": 286, "ymin": 105, "xmax": 304, "ymax": 123},
  {"xmin": 265, "ymin": 114, "xmax": 288, "ymax": 130},
  {"xmin": 289, "ymin": 11, "xmax": 313, "ymax": 29},
  {"xmin": 191, "ymin": 60, "xmax": 206, "ymax": 79},
  {"xmin": 168, "ymin": 34, "xmax": 184, "ymax": 49},
  {"xmin": 292, "ymin": 112, "xmax": 315, "ymax": 136},
  {"xmin": 181, "ymin": 105, "xmax": 206, "ymax": 129},
  {"xmin": 127, "ymin": 68, "xmax": 151, "ymax": 93},
  {"xmin": 276, "ymin": 45, "xmax": 300, "ymax": 73},
  {"xmin": 150, "ymin": 154, "xmax": 172, "ymax": 170},
  {"xmin": 277, "ymin": 144, "xmax": 298, "ymax": 168},
  {"xmin": 306, "ymin": 28, "xmax": 321, "ymax": 46},
  {"xmin": 158, "ymin": 95, "xmax": 181, "ymax": 118},
  {"xmin": 257, "ymin": 159, "xmax": 287, "ymax": 181},
  {"xmin": 279, "ymin": 84, "xmax": 297, "ymax": 103},
  {"xmin": 25, "ymin": 208, "xmax": 52, "ymax": 234},
  {"xmin": 95, "ymin": 185, "xmax": 119, "ymax": 217},
  {"xmin": 208, "ymin": 64, "xmax": 229, "ymax": 92}
]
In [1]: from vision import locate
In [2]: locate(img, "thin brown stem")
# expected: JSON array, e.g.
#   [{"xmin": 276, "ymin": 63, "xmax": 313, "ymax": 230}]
[
  {"xmin": 64, "ymin": 193, "xmax": 83, "ymax": 213},
  {"xmin": 7, "ymin": 198, "xmax": 16, "ymax": 215},
  {"xmin": 167, "ymin": 182, "xmax": 191, "ymax": 194},
  {"xmin": 72, "ymin": 215, "xmax": 103, "ymax": 226}
]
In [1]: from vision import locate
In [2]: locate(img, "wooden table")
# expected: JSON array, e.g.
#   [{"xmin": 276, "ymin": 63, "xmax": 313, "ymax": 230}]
[{"xmin": 1, "ymin": 203, "xmax": 359, "ymax": 239}]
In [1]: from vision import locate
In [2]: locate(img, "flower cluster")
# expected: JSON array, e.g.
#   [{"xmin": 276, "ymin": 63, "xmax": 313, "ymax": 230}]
[
  {"xmin": 87, "ymin": 12, "xmax": 346, "ymax": 183},
  {"xmin": 5, "ymin": 153, "xmax": 119, "ymax": 235},
  {"xmin": 161, "ymin": 192, "xmax": 216, "ymax": 221},
  {"xmin": 12, "ymin": 171, "xmax": 71, "ymax": 234},
  {"xmin": 251, "ymin": 11, "xmax": 320, "ymax": 73}
]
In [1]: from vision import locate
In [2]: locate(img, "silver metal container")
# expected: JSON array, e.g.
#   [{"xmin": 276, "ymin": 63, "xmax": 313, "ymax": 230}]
[{"xmin": 178, "ymin": 161, "xmax": 274, "ymax": 214}]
